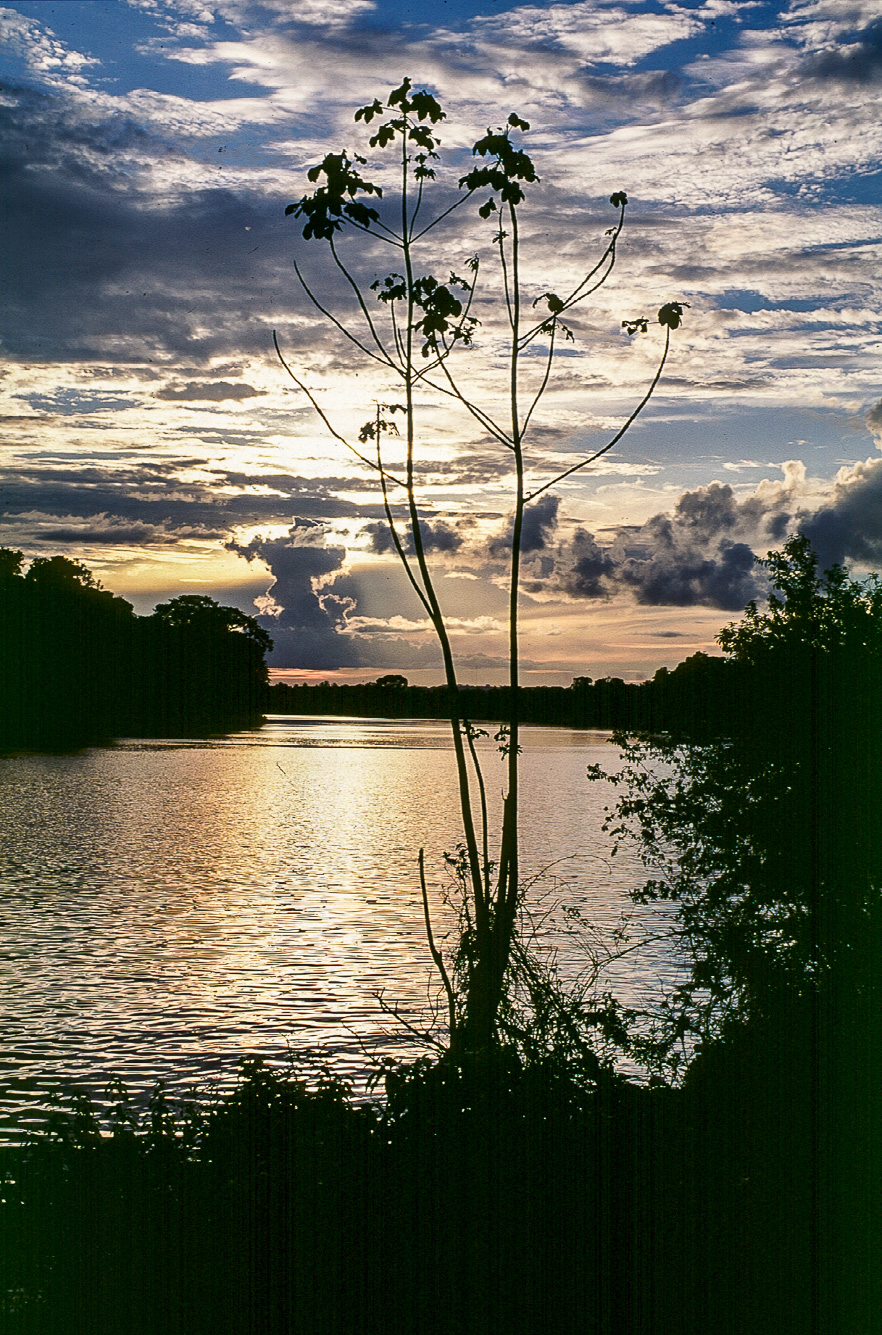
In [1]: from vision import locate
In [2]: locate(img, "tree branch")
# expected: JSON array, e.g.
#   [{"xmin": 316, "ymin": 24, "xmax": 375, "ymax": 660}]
[
  {"xmin": 293, "ymin": 260, "xmax": 394, "ymax": 369},
  {"xmin": 420, "ymin": 848, "xmax": 457, "ymax": 1040},
  {"xmin": 525, "ymin": 324, "xmax": 671, "ymax": 503},
  {"xmin": 329, "ymin": 237, "xmax": 395, "ymax": 365},
  {"xmin": 273, "ymin": 330, "xmax": 407, "ymax": 484}
]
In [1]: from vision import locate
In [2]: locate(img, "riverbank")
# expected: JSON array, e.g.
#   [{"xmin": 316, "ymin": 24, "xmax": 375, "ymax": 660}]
[{"xmin": 2, "ymin": 1031, "xmax": 875, "ymax": 1335}]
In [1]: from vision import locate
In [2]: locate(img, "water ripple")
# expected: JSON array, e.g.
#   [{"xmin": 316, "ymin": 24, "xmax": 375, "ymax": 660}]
[{"xmin": 0, "ymin": 718, "xmax": 683, "ymax": 1139}]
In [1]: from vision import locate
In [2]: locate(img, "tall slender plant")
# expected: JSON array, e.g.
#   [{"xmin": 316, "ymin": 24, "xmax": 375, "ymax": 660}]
[{"xmin": 277, "ymin": 79, "xmax": 682, "ymax": 1056}]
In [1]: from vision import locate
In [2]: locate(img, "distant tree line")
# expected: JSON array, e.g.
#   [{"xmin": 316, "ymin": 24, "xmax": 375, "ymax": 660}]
[
  {"xmin": 267, "ymin": 655, "xmax": 741, "ymax": 736},
  {"xmin": 0, "ymin": 551, "xmax": 271, "ymax": 751}
]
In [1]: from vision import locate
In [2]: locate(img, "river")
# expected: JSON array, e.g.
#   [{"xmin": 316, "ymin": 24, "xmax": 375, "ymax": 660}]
[{"xmin": 0, "ymin": 716, "xmax": 684, "ymax": 1139}]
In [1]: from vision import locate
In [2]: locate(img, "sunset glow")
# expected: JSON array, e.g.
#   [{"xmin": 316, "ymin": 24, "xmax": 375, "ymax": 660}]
[{"xmin": 3, "ymin": 0, "xmax": 881, "ymax": 682}]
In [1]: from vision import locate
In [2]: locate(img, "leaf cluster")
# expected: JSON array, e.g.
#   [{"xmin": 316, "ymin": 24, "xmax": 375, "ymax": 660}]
[
  {"xmin": 623, "ymin": 301, "xmax": 689, "ymax": 337},
  {"xmin": 285, "ymin": 151, "xmax": 383, "ymax": 240},
  {"xmin": 460, "ymin": 114, "xmax": 538, "ymax": 217}
]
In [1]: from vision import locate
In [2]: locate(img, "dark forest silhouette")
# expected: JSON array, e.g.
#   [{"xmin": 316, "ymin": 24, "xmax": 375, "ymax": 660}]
[{"xmin": 0, "ymin": 550, "xmax": 271, "ymax": 751}]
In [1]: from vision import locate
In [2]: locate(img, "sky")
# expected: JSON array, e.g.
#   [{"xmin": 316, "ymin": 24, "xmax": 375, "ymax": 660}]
[{"xmin": 1, "ymin": 0, "xmax": 881, "ymax": 684}]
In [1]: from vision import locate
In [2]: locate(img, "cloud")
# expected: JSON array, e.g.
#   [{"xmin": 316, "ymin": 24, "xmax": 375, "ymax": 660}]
[
  {"xmin": 800, "ymin": 16, "xmax": 882, "ymax": 85},
  {"xmin": 156, "ymin": 380, "xmax": 264, "ymax": 401},
  {"xmin": 554, "ymin": 475, "xmax": 802, "ymax": 609},
  {"xmin": 227, "ymin": 521, "xmax": 366, "ymax": 666},
  {"xmin": 551, "ymin": 457, "xmax": 882, "ymax": 609},
  {"xmin": 467, "ymin": 0, "xmax": 705, "ymax": 72},
  {"xmin": 0, "ymin": 83, "xmax": 289, "ymax": 364},
  {"xmin": 559, "ymin": 528, "xmax": 617, "ymax": 599},
  {"xmin": 229, "ymin": 520, "xmax": 346, "ymax": 625},
  {"xmin": 3, "ymin": 0, "xmax": 882, "ymax": 679},
  {"xmin": 797, "ymin": 457, "xmax": 882, "ymax": 569},
  {"xmin": 866, "ymin": 398, "xmax": 882, "ymax": 434},
  {"xmin": 0, "ymin": 454, "xmax": 375, "ymax": 553},
  {"xmin": 38, "ymin": 515, "xmax": 223, "ymax": 546},
  {"xmin": 618, "ymin": 532, "xmax": 760, "ymax": 610},
  {"xmin": 238, "ymin": 0, "xmax": 377, "ymax": 29},
  {"xmin": 488, "ymin": 494, "xmax": 559, "ymax": 559},
  {"xmin": 0, "ymin": 8, "xmax": 99, "ymax": 89},
  {"xmin": 361, "ymin": 516, "xmax": 463, "ymax": 555}
]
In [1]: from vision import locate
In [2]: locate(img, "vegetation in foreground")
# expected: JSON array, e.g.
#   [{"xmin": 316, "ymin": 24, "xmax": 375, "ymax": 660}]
[{"xmin": 2, "ymin": 1033, "xmax": 875, "ymax": 1335}]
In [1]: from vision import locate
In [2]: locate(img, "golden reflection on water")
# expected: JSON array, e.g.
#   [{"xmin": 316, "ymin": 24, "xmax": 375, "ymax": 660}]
[{"xmin": 0, "ymin": 718, "xmax": 683, "ymax": 1137}]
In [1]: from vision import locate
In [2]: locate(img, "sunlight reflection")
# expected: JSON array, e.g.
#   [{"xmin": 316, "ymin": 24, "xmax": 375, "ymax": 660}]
[{"xmin": 0, "ymin": 720, "xmax": 684, "ymax": 1138}]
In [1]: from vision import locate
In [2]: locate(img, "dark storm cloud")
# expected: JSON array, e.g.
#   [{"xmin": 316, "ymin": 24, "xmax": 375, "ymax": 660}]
[
  {"xmin": 157, "ymin": 382, "xmax": 265, "ymax": 402},
  {"xmin": 798, "ymin": 458, "xmax": 882, "ymax": 571},
  {"xmin": 554, "ymin": 481, "xmax": 789, "ymax": 610},
  {"xmin": 227, "ymin": 522, "xmax": 365, "ymax": 667},
  {"xmin": 618, "ymin": 534, "xmax": 759, "ymax": 610},
  {"xmin": 232, "ymin": 529, "xmax": 347, "ymax": 630},
  {"xmin": 361, "ymin": 517, "xmax": 463, "ymax": 555},
  {"xmin": 553, "ymin": 465, "xmax": 882, "ymax": 611},
  {"xmin": 0, "ymin": 83, "xmax": 290, "ymax": 364},
  {"xmin": 227, "ymin": 520, "xmax": 452, "ymax": 671},
  {"xmin": 559, "ymin": 528, "xmax": 616, "ymax": 599},
  {"xmin": 488, "ymin": 495, "xmax": 559, "ymax": 559}
]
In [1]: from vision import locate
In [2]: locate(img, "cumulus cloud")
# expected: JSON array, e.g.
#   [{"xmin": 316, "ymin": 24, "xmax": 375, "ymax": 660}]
[
  {"xmin": 361, "ymin": 516, "xmax": 463, "ymax": 556},
  {"xmin": 229, "ymin": 519, "xmax": 346, "ymax": 624},
  {"xmin": 797, "ymin": 457, "xmax": 882, "ymax": 570},
  {"xmin": 618, "ymin": 531, "xmax": 760, "ymax": 610},
  {"xmin": 227, "ymin": 520, "xmax": 366, "ymax": 666},
  {"xmin": 488, "ymin": 495, "xmax": 559, "ymax": 559},
  {"xmin": 553, "ymin": 475, "xmax": 801, "ymax": 610},
  {"xmin": 559, "ymin": 528, "xmax": 617, "ymax": 599},
  {"xmin": 551, "ymin": 459, "xmax": 882, "ymax": 609}
]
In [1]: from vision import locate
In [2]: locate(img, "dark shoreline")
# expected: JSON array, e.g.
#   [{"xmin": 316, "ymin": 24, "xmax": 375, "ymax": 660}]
[{"xmin": 3, "ymin": 1029, "xmax": 871, "ymax": 1335}]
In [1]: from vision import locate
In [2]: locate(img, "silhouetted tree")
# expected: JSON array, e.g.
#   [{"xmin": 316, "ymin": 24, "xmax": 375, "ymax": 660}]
[
  {"xmin": 0, "ymin": 555, "xmax": 271, "ymax": 749},
  {"xmin": 280, "ymin": 78, "xmax": 682, "ymax": 1056},
  {"xmin": 0, "ymin": 550, "xmax": 137, "ymax": 748},
  {"xmin": 598, "ymin": 535, "xmax": 882, "ymax": 1075}
]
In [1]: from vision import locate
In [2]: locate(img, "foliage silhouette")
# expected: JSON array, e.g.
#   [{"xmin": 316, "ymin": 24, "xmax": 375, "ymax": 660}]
[
  {"xmin": 3, "ymin": 1045, "xmax": 870, "ymax": 1335},
  {"xmin": 279, "ymin": 78, "xmax": 681, "ymax": 1056},
  {"xmin": 266, "ymin": 657, "xmax": 737, "ymax": 733},
  {"xmin": 595, "ymin": 535, "xmax": 882, "ymax": 1078},
  {"xmin": 0, "ymin": 551, "xmax": 271, "ymax": 750}
]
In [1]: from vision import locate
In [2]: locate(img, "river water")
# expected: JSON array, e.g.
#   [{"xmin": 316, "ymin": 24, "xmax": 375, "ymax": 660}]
[{"xmin": 0, "ymin": 716, "xmax": 683, "ymax": 1140}]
